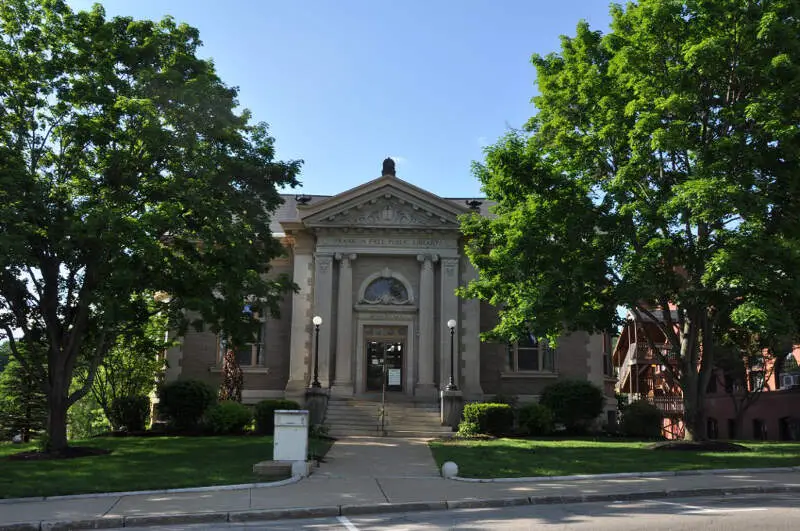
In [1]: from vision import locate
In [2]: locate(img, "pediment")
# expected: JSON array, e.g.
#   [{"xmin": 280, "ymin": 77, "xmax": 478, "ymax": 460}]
[{"xmin": 299, "ymin": 176, "xmax": 468, "ymax": 230}]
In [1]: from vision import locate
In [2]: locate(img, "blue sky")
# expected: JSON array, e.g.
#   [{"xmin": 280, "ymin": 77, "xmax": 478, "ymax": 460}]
[{"xmin": 69, "ymin": 1, "xmax": 613, "ymax": 197}]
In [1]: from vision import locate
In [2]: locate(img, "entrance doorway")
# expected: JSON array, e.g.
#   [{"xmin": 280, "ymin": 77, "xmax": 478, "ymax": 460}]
[{"xmin": 364, "ymin": 326, "xmax": 406, "ymax": 392}]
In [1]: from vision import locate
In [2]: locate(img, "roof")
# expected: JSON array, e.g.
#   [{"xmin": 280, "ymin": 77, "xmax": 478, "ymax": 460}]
[{"xmin": 269, "ymin": 193, "xmax": 494, "ymax": 233}]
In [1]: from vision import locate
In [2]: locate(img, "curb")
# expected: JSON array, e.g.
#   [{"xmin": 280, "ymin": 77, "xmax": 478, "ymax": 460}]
[
  {"xmin": 448, "ymin": 465, "xmax": 800, "ymax": 483},
  {"xmin": 3, "ymin": 483, "xmax": 800, "ymax": 531},
  {"xmin": 0, "ymin": 476, "xmax": 303, "ymax": 505}
]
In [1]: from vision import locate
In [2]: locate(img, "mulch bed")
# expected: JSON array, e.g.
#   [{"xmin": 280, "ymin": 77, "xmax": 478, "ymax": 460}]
[
  {"xmin": 649, "ymin": 440, "xmax": 751, "ymax": 452},
  {"xmin": 6, "ymin": 446, "xmax": 112, "ymax": 461}
]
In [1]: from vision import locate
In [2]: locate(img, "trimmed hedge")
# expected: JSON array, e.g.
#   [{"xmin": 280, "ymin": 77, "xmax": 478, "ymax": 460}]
[
  {"xmin": 110, "ymin": 395, "xmax": 150, "ymax": 432},
  {"xmin": 205, "ymin": 401, "xmax": 253, "ymax": 434},
  {"xmin": 517, "ymin": 403, "xmax": 555, "ymax": 436},
  {"xmin": 461, "ymin": 402, "xmax": 513, "ymax": 436},
  {"xmin": 254, "ymin": 399, "xmax": 300, "ymax": 435},
  {"xmin": 621, "ymin": 400, "xmax": 663, "ymax": 439},
  {"xmin": 157, "ymin": 379, "xmax": 216, "ymax": 430},
  {"xmin": 539, "ymin": 380, "xmax": 604, "ymax": 433}
]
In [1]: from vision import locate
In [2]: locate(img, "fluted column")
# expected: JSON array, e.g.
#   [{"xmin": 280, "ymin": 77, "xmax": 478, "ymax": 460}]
[
  {"xmin": 285, "ymin": 233, "xmax": 314, "ymax": 398},
  {"xmin": 415, "ymin": 253, "xmax": 437, "ymax": 398},
  {"xmin": 332, "ymin": 253, "xmax": 357, "ymax": 395},
  {"xmin": 440, "ymin": 256, "xmax": 460, "ymax": 389},
  {"xmin": 313, "ymin": 253, "xmax": 334, "ymax": 387}
]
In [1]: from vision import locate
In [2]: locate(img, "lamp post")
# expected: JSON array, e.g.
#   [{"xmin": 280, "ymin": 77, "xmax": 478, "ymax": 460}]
[
  {"xmin": 446, "ymin": 319, "xmax": 458, "ymax": 391},
  {"xmin": 312, "ymin": 315, "xmax": 322, "ymax": 388}
]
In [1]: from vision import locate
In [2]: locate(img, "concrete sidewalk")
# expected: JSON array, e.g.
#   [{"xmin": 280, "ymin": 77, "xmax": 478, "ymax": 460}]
[{"xmin": 2, "ymin": 437, "xmax": 800, "ymax": 530}]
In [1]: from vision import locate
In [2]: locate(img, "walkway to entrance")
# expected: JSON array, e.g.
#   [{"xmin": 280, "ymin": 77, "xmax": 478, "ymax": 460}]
[{"xmin": 312, "ymin": 436, "xmax": 441, "ymax": 479}]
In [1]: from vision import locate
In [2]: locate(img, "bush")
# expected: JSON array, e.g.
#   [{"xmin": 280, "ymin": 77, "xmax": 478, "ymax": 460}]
[
  {"xmin": 110, "ymin": 395, "xmax": 150, "ymax": 432},
  {"xmin": 254, "ymin": 399, "xmax": 300, "ymax": 435},
  {"xmin": 456, "ymin": 421, "xmax": 481, "ymax": 437},
  {"xmin": 620, "ymin": 400, "xmax": 663, "ymax": 439},
  {"xmin": 517, "ymin": 403, "xmax": 555, "ymax": 436},
  {"xmin": 157, "ymin": 379, "xmax": 216, "ymax": 430},
  {"xmin": 539, "ymin": 380, "xmax": 604, "ymax": 434},
  {"xmin": 461, "ymin": 402, "xmax": 514, "ymax": 436},
  {"xmin": 205, "ymin": 401, "xmax": 253, "ymax": 434}
]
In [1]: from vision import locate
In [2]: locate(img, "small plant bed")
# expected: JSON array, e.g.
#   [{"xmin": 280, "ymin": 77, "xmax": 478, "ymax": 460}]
[
  {"xmin": 428, "ymin": 438, "xmax": 800, "ymax": 479},
  {"xmin": 0, "ymin": 435, "xmax": 331, "ymax": 499}
]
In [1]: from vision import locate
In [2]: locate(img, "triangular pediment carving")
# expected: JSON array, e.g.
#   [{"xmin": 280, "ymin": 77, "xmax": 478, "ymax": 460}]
[{"xmin": 299, "ymin": 176, "xmax": 468, "ymax": 230}]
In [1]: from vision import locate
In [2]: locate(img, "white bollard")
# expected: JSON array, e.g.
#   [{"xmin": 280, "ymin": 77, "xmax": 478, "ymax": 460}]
[{"xmin": 441, "ymin": 461, "xmax": 459, "ymax": 479}]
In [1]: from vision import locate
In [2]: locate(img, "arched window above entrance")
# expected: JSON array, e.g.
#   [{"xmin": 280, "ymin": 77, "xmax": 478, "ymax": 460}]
[{"xmin": 358, "ymin": 269, "xmax": 414, "ymax": 305}]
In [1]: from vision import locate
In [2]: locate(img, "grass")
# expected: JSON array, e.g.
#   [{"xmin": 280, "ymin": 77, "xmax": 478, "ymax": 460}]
[
  {"xmin": 0, "ymin": 435, "xmax": 332, "ymax": 499},
  {"xmin": 428, "ymin": 438, "xmax": 800, "ymax": 479}
]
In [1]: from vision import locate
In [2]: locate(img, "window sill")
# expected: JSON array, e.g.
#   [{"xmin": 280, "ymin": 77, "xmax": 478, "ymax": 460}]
[
  {"xmin": 209, "ymin": 366, "xmax": 270, "ymax": 374},
  {"xmin": 501, "ymin": 371, "xmax": 559, "ymax": 379}
]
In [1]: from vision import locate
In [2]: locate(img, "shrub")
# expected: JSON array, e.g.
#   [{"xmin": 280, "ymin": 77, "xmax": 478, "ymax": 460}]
[
  {"xmin": 110, "ymin": 395, "xmax": 150, "ymax": 432},
  {"xmin": 517, "ymin": 403, "xmax": 555, "ymax": 436},
  {"xmin": 206, "ymin": 401, "xmax": 253, "ymax": 434},
  {"xmin": 456, "ymin": 421, "xmax": 481, "ymax": 437},
  {"xmin": 254, "ymin": 399, "xmax": 300, "ymax": 435},
  {"xmin": 620, "ymin": 400, "xmax": 663, "ymax": 439},
  {"xmin": 461, "ymin": 402, "xmax": 514, "ymax": 436},
  {"xmin": 157, "ymin": 379, "xmax": 216, "ymax": 431},
  {"xmin": 539, "ymin": 380, "xmax": 604, "ymax": 434}
]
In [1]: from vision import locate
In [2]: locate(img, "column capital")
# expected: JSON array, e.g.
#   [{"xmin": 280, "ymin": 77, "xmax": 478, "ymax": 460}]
[
  {"xmin": 315, "ymin": 253, "xmax": 333, "ymax": 274},
  {"xmin": 416, "ymin": 253, "xmax": 439, "ymax": 264},
  {"xmin": 334, "ymin": 252, "xmax": 357, "ymax": 264}
]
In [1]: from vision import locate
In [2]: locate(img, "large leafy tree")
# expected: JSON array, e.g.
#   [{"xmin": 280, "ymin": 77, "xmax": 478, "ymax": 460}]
[
  {"xmin": 461, "ymin": 0, "xmax": 800, "ymax": 440},
  {"xmin": 0, "ymin": 0, "xmax": 300, "ymax": 453}
]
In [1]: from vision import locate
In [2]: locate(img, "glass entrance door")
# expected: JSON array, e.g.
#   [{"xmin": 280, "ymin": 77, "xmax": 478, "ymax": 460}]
[{"xmin": 364, "ymin": 326, "xmax": 405, "ymax": 392}]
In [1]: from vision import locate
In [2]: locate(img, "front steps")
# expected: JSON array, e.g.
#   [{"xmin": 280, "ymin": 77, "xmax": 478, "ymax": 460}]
[{"xmin": 324, "ymin": 397, "xmax": 455, "ymax": 438}]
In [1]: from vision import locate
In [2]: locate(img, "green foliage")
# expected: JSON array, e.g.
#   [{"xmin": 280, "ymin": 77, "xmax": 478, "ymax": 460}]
[
  {"xmin": 84, "ymin": 311, "xmax": 169, "ymax": 429},
  {"xmin": 254, "ymin": 399, "xmax": 300, "ymax": 435},
  {"xmin": 109, "ymin": 396, "xmax": 151, "ymax": 432},
  {"xmin": 620, "ymin": 401, "xmax": 664, "ymax": 439},
  {"xmin": 205, "ymin": 401, "xmax": 252, "ymax": 434},
  {"xmin": 0, "ymin": 0, "xmax": 300, "ymax": 452},
  {"xmin": 517, "ymin": 403, "xmax": 555, "ymax": 436},
  {"xmin": 0, "ymin": 354, "xmax": 47, "ymax": 442},
  {"xmin": 459, "ymin": 0, "xmax": 800, "ymax": 439},
  {"xmin": 461, "ymin": 403, "xmax": 514, "ymax": 436},
  {"xmin": 539, "ymin": 380, "xmax": 604, "ymax": 434},
  {"xmin": 66, "ymin": 393, "xmax": 108, "ymax": 440},
  {"xmin": 456, "ymin": 421, "xmax": 481, "ymax": 438},
  {"xmin": 0, "ymin": 342, "xmax": 8, "ymax": 373},
  {"xmin": 157, "ymin": 380, "xmax": 216, "ymax": 431}
]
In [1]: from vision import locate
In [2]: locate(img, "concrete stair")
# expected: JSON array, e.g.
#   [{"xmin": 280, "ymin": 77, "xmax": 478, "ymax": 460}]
[{"xmin": 324, "ymin": 397, "xmax": 455, "ymax": 438}]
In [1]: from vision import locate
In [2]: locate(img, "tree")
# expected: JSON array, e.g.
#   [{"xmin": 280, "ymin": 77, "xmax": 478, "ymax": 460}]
[
  {"xmin": 80, "ymin": 308, "xmax": 170, "ymax": 428},
  {"xmin": 0, "ymin": 1, "xmax": 300, "ymax": 453},
  {"xmin": 461, "ymin": 0, "xmax": 800, "ymax": 440},
  {"xmin": 218, "ymin": 348, "xmax": 244, "ymax": 402},
  {"xmin": 0, "ymin": 342, "xmax": 48, "ymax": 442},
  {"xmin": 0, "ymin": 341, "xmax": 8, "ymax": 373}
]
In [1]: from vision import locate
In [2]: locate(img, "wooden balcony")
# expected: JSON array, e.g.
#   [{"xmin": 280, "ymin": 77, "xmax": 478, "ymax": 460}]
[
  {"xmin": 618, "ymin": 342, "xmax": 676, "ymax": 389},
  {"xmin": 630, "ymin": 394, "xmax": 684, "ymax": 415}
]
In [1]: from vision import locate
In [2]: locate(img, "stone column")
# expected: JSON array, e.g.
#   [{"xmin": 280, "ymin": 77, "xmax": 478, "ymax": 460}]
[
  {"xmin": 461, "ymin": 257, "xmax": 484, "ymax": 399},
  {"xmin": 285, "ymin": 234, "xmax": 314, "ymax": 398},
  {"xmin": 416, "ymin": 254, "xmax": 438, "ymax": 398},
  {"xmin": 332, "ymin": 253, "xmax": 357, "ymax": 396},
  {"xmin": 440, "ymin": 256, "xmax": 460, "ymax": 389},
  {"xmin": 313, "ymin": 253, "xmax": 334, "ymax": 387}
]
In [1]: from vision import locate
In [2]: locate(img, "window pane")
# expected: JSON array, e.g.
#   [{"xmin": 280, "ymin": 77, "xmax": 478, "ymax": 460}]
[
  {"xmin": 235, "ymin": 346, "xmax": 252, "ymax": 366},
  {"xmin": 517, "ymin": 348, "xmax": 539, "ymax": 371},
  {"xmin": 363, "ymin": 277, "xmax": 409, "ymax": 304}
]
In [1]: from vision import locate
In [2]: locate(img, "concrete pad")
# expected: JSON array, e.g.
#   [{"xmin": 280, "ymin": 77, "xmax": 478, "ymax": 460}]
[
  {"xmin": 250, "ymin": 477, "xmax": 388, "ymax": 509},
  {"xmin": 0, "ymin": 497, "xmax": 118, "ymax": 525},
  {"xmin": 316, "ymin": 437, "xmax": 439, "ymax": 478},
  {"xmin": 107, "ymin": 489, "xmax": 250, "ymax": 517}
]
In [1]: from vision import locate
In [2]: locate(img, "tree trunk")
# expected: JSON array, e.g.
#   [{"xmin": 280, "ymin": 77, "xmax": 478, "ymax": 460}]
[
  {"xmin": 683, "ymin": 396, "xmax": 707, "ymax": 441},
  {"xmin": 47, "ymin": 387, "xmax": 69, "ymax": 454}
]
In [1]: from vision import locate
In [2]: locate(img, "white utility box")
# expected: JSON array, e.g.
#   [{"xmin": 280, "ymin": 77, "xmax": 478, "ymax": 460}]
[{"xmin": 273, "ymin": 409, "xmax": 309, "ymax": 476}]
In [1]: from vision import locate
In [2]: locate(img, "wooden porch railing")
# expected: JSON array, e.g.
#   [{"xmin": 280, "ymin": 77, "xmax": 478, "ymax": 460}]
[
  {"xmin": 618, "ymin": 342, "xmax": 676, "ymax": 389},
  {"xmin": 630, "ymin": 394, "xmax": 685, "ymax": 414}
]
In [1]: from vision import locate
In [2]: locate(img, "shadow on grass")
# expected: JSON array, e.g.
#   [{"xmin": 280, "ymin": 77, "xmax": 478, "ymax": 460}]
[{"xmin": 428, "ymin": 439, "xmax": 800, "ymax": 478}]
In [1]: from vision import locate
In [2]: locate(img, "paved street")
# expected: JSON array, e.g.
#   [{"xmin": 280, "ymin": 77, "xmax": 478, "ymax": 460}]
[{"xmin": 117, "ymin": 493, "xmax": 799, "ymax": 530}]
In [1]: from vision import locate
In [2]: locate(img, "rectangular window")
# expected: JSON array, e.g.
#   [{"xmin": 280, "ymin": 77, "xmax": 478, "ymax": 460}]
[
  {"xmin": 749, "ymin": 370, "xmax": 765, "ymax": 392},
  {"xmin": 509, "ymin": 336, "xmax": 557, "ymax": 373},
  {"xmin": 218, "ymin": 315, "xmax": 266, "ymax": 367}
]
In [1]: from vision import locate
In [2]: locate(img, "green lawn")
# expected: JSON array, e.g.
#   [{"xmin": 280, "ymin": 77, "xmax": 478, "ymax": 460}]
[
  {"xmin": 0, "ymin": 436, "xmax": 332, "ymax": 499},
  {"xmin": 428, "ymin": 438, "xmax": 800, "ymax": 479}
]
